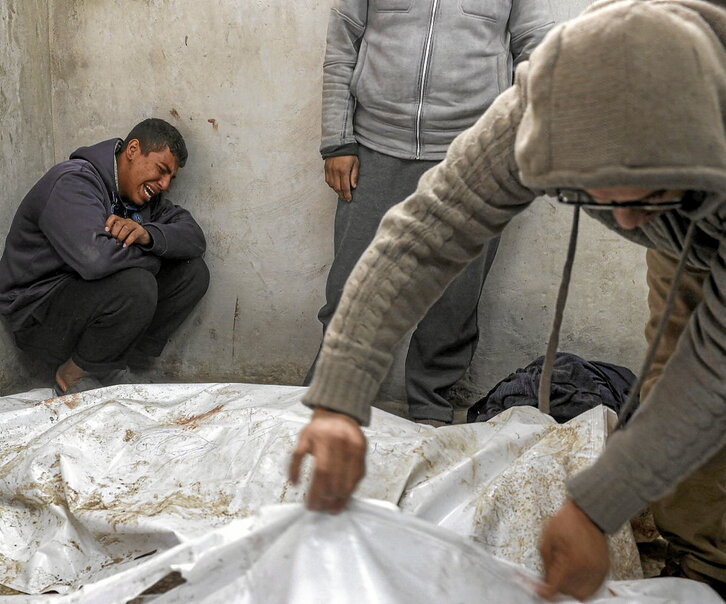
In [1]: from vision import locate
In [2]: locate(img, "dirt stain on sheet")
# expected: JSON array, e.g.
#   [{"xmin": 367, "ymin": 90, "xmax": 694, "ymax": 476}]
[
  {"xmin": 279, "ymin": 481, "xmax": 290, "ymax": 503},
  {"xmin": 128, "ymin": 570, "xmax": 187, "ymax": 602},
  {"xmin": 62, "ymin": 393, "xmax": 82, "ymax": 409},
  {"xmin": 0, "ymin": 555, "xmax": 23, "ymax": 591},
  {"xmin": 107, "ymin": 489, "xmax": 235, "ymax": 527},
  {"xmin": 173, "ymin": 405, "xmax": 224, "ymax": 428}
]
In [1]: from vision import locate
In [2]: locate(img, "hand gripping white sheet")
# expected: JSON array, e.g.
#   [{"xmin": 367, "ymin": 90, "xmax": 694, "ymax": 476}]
[{"xmin": 0, "ymin": 384, "xmax": 719, "ymax": 602}]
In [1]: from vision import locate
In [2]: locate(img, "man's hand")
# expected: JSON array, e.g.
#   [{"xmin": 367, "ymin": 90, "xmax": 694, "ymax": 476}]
[
  {"xmin": 105, "ymin": 215, "xmax": 151, "ymax": 248},
  {"xmin": 289, "ymin": 407, "xmax": 367, "ymax": 513},
  {"xmin": 324, "ymin": 155, "xmax": 360, "ymax": 202},
  {"xmin": 537, "ymin": 499, "xmax": 610, "ymax": 601}
]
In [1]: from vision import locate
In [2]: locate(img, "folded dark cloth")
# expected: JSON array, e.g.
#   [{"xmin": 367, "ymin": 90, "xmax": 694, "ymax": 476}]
[{"xmin": 467, "ymin": 352, "xmax": 639, "ymax": 424}]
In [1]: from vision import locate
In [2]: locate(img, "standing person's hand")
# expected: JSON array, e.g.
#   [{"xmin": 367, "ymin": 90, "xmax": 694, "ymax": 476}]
[
  {"xmin": 537, "ymin": 499, "xmax": 610, "ymax": 600},
  {"xmin": 105, "ymin": 215, "xmax": 151, "ymax": 247},
  {"xmin": 324, "ymin": 155, "xmax": 360, "ymax": 202},
  {"xmin": 289, "ymin": 407, "xmax": 367, "ymax": 512}
]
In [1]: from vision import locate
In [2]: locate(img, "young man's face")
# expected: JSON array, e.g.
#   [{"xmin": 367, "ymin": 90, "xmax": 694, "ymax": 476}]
[
  {"xmin": 584, "ymin": 187, "xmax": 684, "ymax": 230},
  {"xmin": 118, "ymin": 139, "xmax": 179, "ymax": 206}
]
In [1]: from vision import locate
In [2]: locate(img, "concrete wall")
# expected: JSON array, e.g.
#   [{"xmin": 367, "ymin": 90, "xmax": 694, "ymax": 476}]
[
  {"xmin": 0, "ymin": 1, "xmax": 55, "ymax": 390},
  {"xmin": 1, "ymin": 0, "xmax": 650, "ymax": 400},
  {"xmin": 47, "ymin": 0, "xmax": 333, "ymax": 386}
]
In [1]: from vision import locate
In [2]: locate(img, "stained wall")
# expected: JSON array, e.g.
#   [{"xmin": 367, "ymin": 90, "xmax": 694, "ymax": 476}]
[{"xmin": 1, "ymin": 0, "xmax": 649, "ymax": 401}]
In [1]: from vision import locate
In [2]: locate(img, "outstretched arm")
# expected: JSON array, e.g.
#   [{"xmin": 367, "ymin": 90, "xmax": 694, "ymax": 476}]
[{"xmin": 293, "ymin": 80, "xmax": 536, "ymax": 510}]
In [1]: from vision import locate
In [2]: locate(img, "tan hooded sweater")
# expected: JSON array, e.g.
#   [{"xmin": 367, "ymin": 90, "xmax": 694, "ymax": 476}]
[{"xmin": 304, "ymin": 0, "xmax": 726, "ymax": 534}]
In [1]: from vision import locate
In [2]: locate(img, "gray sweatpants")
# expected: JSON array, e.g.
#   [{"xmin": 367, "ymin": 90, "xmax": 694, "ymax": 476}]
[{"xmin": 309, "ymin": 145, "xmax": 499, "ymax": 423}]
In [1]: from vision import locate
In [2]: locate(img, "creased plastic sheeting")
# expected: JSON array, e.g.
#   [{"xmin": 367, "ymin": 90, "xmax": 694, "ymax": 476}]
[
  {"xmin": 0, "ymin": 383, "xmax": 662, "ymax": 598},
  {"xmin": 0, "ymin": 501, "xmax": 721, "ymax": 604},
  {"xmin": 396, "ymin": 404, "xmax": 640, "ymax": 578}
]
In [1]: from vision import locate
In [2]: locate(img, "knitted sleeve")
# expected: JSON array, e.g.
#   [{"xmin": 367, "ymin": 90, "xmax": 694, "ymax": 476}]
[{"xmin": 569, "ymin": 239, "xmax": 726, "ymax": 533}]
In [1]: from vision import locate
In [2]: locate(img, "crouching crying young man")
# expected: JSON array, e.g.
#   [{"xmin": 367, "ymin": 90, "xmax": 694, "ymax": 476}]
[{"xmin": 0, "ymin": 118, "xmax": 209, "ymax": 394}]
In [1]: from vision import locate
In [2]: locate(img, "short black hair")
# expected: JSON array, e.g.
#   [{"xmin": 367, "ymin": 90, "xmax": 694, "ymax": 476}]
[{"xmin": 122, "ymin": 118, "xmax": 188, "ymax": 168}]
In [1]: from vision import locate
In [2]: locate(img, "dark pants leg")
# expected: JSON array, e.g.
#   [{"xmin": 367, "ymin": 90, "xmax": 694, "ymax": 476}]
[
  {"xmin": 315, "ymin": 146, "xmax": 437, "ymax": 332},
  {"xmin": 406, "ymin": 236, "xmax": 499, "ymax": 422},
  {"xmin": 131, "ymin": 257, "xmax": 210, "ymax": 359},
  {"xmin": 307, "ymin": 146, "xmax": 498, "ymax": 421},
  {"xmin": 305, "ymin": 146, "xmax": 438, "ymax": 385},
  {"xmin": 14, "ymin": 258, "xmax": 209, "ymax": 375},
  {"xmin": 14, "ymin": 268, "xmax": 158, "ymax": 374}
]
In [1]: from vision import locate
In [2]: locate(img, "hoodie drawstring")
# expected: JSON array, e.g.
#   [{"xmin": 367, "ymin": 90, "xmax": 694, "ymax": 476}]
[{"xmin": 538, "ymin": 207, "xmax": 580, "ymax": 415}]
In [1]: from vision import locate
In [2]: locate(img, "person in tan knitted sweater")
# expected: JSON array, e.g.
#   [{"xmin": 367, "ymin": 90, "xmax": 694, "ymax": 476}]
[{"xmin": 290, "ymin": 0, "xmax": 726, "ymax": 599}]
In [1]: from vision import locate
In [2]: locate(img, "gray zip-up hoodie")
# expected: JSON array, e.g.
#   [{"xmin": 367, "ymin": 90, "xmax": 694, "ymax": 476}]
[
  {"xmin": 305, "ymin": 0, "xmax": 726, "ymax": 535},
  {"xmin": 321, "ymin": 0, "xmax": 554, "ymax": 160}
]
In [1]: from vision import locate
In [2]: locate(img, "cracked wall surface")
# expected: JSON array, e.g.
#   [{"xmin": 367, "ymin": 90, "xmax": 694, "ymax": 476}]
[{"xmin": 0, "ymin": 0, "xmax": 649, "ymax": 398}]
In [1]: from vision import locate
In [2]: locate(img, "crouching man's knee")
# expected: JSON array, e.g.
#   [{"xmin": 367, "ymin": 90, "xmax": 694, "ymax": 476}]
[
  {"xmin": 182, "ymin": 257, "xmax": 210, "ymax": 303},
  {"xmin": 108, "ymin": 268, "xmax": 159, "ymax": 327}
]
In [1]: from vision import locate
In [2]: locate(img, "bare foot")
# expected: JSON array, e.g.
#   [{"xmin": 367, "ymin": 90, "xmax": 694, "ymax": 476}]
[{"xmin": 55, "ymin": 359, "xmax": 90, "ymax": 393}]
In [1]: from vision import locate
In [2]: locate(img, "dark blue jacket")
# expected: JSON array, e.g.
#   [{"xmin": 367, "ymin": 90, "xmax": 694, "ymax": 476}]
[{"xmin": 0, "ymin": 139, "xmax": 206, "ymax": 330}]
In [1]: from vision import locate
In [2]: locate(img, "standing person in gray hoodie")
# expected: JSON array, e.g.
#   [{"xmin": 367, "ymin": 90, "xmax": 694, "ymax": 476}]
[
  {"xmin": 291, "ymin": 0, "xmax": 726, "ymax": 599},
  {"xmin": 307, "ymin": 0, "xmax": 554, "ymax": 424}
]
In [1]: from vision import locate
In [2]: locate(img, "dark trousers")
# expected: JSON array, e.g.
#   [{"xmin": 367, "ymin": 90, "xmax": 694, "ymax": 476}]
[
  {"xmin": 14, "ymin": 258, "xmax": 209, "ymax": 375},
  {"xmin": 308, "ymin": 146, "xmax": 499, "ymax": 423}
]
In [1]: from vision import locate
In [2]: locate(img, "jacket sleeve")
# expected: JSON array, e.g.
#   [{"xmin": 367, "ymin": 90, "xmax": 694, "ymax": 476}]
[
  {"xmin": 568, "ymin": 238, "xmax": 726, "ymax": 534},
  {"xmin": 144, "ymin": 196, "xmax": 206, "ymax": 259},
  {"xmin": 304, "ymin": 82, "xmax": 536, "ymax": 424},
  {"xmin": 38, "ymin": 172, "xmax": 161, "ymax": 281},
  {"xmin": 508, "ymin": 0, "xmax": 555, "ymax": 67},
  {"xmin": 320, "ymin": 0, "xmax": 368, "ymax": 157}
]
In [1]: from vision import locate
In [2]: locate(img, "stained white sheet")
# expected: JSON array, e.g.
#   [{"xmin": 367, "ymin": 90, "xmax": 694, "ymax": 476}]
[{"xmin": 0, "ymin": 384, "xmax": 716, "ymax": 602}]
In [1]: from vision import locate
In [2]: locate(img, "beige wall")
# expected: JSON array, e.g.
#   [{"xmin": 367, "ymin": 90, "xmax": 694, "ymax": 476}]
[{"xmin": 0, "ymin": 0, "xmax": 649, "ymax": 399}]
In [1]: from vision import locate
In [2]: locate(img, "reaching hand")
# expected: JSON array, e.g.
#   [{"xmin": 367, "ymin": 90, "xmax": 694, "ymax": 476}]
[
  {"xmin": 324, "ymin": 155, "xmax": 360, "ymax": 202},
  {"xmin": 105, "ymin": 214, "xmax": 151, "ymax": 248},
  {"xmin": 289, "ymin": 407, "xmax": 367, "ymax": 513},
  {"xmin": 537, "ymin": 498, "xmax": 610, "ymax": 601}
]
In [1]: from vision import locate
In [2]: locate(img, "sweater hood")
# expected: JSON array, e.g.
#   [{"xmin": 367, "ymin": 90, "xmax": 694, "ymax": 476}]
[
  {"xmin": 69, "ymin": 138, "xmax": 122, "ymax": 199},
  {"xmin": 514, "ymin": 0, "xmax": 726, "ymax": 213}
]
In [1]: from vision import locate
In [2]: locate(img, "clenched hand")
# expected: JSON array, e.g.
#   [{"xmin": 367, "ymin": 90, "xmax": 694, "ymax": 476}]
[
  {"xmin": 537, "ymin": 498, "xmax": 610, "ymax": 601},
  {"xmin": 105, "ymin": 215, "xmax": 151, "ymax": 248},
  {"xmin": 289, "ymin": 407, "xmax": 367, "ymax": 513},
  {"xmin": 324, "ymin": 155, "xmax": 360, "ymax": 202}
]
